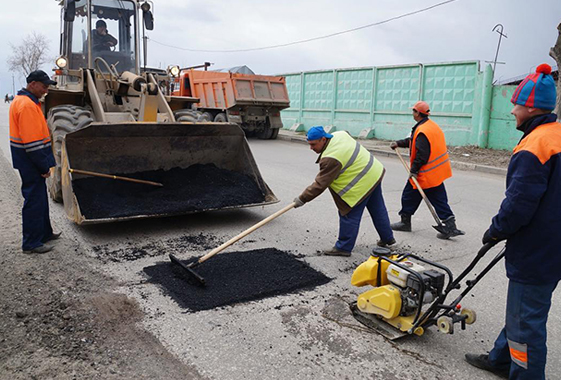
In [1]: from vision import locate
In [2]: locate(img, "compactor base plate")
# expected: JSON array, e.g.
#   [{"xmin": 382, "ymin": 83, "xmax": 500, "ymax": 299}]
[{"xmin": 349, "ymin": 302, "xmax": 409, "ymax": 340}]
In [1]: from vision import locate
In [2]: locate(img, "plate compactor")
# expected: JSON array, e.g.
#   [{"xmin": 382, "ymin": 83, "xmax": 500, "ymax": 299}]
[{"xmin": 350, "ymin": 243, "xmax": 505, "ymax": 340}]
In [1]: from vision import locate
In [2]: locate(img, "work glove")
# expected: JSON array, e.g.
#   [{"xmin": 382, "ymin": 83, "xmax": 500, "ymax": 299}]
[
  {"xmin": 409, "ymin": 171, "xmax": 418, "ymax": 180},
  {"xmin": 293, "ymin": 197, "xmax": 305, "ymax": 208},
  {"xmin": 482, "ymin": 228, "xmax": 502, "ymax": 246},
  {"xmin": 390, "ymin": 141, "xmax": 398, "ymax": 150}
]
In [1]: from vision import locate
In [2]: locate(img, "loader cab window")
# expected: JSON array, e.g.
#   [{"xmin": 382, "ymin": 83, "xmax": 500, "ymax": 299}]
[
  {"xmin": 90, "ymin": 0, "xmax": 138, "ymax": 73},
  {"xmin": 65, "ymin": 0, "xmax": 89, "ymax": 70}
]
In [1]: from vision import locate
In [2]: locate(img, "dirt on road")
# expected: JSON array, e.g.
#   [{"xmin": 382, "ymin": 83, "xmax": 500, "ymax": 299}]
[{"xmin": 0, "ymin": 157, "xmax": 207, "ymax": 380}]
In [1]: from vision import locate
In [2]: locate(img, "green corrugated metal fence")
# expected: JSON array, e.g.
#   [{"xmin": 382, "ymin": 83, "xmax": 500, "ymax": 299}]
[{"xmin": 281, "ymin": 61, "xmax": 519, "ymax": 150}]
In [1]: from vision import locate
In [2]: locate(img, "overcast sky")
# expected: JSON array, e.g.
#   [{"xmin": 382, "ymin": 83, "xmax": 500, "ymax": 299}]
[{"xmin": 0, "ymin": 0, "xmax": 559, "ymax": 96}]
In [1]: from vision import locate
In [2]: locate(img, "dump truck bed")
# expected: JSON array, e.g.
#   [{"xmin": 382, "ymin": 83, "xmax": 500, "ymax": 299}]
[
  {"xmin": 60, "ymin": 123, "xmax": 278, "ymax": 225},
  {"xmin": 176, "ymin": 69, "xmax": 290, "ymax": 109}
]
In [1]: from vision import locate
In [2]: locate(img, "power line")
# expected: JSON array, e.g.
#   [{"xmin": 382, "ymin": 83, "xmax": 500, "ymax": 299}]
[{"xmin": 149, "ymin": 0, "xmax": 459, "ymax": 53}]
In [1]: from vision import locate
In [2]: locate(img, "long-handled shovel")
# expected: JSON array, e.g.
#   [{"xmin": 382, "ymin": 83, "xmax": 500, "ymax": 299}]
[
  {"xmin": 170, "ymin": 202, "xmax": 296, "ymax": 286},
  {"xmin": 394, "ymin": 148, "xmax": 448, "ymax": 235},
  {"xmin": 69, "ymin": 168, "xmax": 163, "ymax": 187}
]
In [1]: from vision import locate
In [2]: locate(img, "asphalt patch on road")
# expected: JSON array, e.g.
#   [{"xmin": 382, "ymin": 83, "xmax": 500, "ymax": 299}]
[
  {"xmin": 143, "ymin": 248, "xmax": 331, "ymax": 311},
  {"xmin": 72, "ymin": 164, "xmax": 266, "ymax": 219}
]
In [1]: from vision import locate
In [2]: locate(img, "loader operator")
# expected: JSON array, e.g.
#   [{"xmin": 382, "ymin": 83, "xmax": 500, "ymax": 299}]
[
  {"xmin": 9, "ymin": 70, "xmax": 61, "ymax": 254},
  {"xmin": 389, "ymin": 101, "xmax": 464, "ymax": 239},
  {"xmin": 465, "ymin": 64, "xmax": 560, "ymax": 380},
  {"xmin": 293, "ymin": 126, "xmax": 395, "ymax": 257},
  {"xmin": 92, "ymin": 20, "xmax": 118, "ymax": 52}
]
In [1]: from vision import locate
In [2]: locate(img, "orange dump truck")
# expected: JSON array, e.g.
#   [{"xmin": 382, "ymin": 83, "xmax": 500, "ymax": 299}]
[{"xmin": 171, "ymin": 68, "xmax": 290, "ymax": 139}]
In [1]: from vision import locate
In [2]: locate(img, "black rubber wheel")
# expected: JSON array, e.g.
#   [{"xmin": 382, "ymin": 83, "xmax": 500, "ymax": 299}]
[
  {"xmin": 213, "ymin": 113, "xmax": 227, "ymax": 123},
  {"xmin": 174, "ymin": 109, "xmax": 206, "ymax": 122},
  {"xmin": 270, "ymin": 127, "xmax": 280, "ymax": 140},
  {"xmin": 256, "ymin": 122, "xmax": 273, "ymax": 139},
  {"xmin": 201, "ymin": 112, "xmax": 213, "ymax": 122},
  {"xmin": 47, "ymin": 105, "xmax": 93, "ymax": 203}
]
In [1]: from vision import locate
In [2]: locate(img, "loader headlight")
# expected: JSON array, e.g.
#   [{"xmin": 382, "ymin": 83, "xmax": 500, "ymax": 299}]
[
  {"xmin": 55, "ymin": 56, "xmax": 68, "ymax": 69},
  {"xmin": 168, "ymin": 65, "xmax": 180, "ymax": 77}
]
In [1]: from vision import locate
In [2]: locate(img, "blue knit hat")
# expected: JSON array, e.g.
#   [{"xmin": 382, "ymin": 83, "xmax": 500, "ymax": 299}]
[
  {"xmin": 511, "ymin": 64, "xmax": 557, "ymax": 111},
  {"xmin": 306, "ymin": 126, "xmax": 333, "ymax": 141}
]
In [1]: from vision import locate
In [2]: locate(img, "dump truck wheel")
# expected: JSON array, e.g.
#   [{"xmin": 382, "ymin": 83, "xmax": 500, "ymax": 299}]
[
  {"xmin": 174, "ymin": 109, "xmax": 206, "ymax": 122},
  {"xmin": 256, "ymin": 123, "xmax": 273, "ymax": 139},
  {"xmin": 46, "ymin": 105, "xmax": 93, "ymax": 203},
  {"xmin": 214, "ymin": 113, "xmax": 227, "ymax": 123},
  {"xmin": 201, "ymin": 112, "xmax": 213, "ymax": 122},
  {"xmin": 270, "ymin": 128, "xmax": 280, "ymax": 140}
]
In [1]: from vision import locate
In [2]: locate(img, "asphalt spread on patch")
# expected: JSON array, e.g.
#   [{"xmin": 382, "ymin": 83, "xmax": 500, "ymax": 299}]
[
  {"xmin": 143, "ymin": 248, "xmax": 331, "ymax": 312},
  {"xmin": 72, "ymin": 164, "xmax": 265, "ymax": 219}
]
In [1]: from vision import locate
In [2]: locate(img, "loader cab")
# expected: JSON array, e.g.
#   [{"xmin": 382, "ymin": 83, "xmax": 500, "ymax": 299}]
[{"xmin": 60, "ymin": 0, "xmax": 140, "ymax": 74}]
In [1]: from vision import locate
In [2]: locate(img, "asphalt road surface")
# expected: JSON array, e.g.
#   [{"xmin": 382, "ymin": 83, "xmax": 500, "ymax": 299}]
[{"xmin": 1, "ymin": 101, "xmax": 559, "ymax": 379}]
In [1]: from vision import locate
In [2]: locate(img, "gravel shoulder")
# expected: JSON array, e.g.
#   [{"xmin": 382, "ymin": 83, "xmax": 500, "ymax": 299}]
[{"xmin": 0, "ymin": 155, "xmax": 206, "ymax": 380}]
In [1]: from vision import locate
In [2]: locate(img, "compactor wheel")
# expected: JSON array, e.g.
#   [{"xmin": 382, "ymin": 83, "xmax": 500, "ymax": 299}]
[
  {"xmin": 174, "ymin": 109, "xmax": 207, "ymax": 122},
  {"xmin": 46, "ymin": 105, "xmax": 93, "ymax": 203},
  {"xmin": 461, "ymin": 308, "xmax": 477, "ymax": 325},
  {"xmin": 437, "ymin": 316, "xmax": 454, "ymax": 334}
]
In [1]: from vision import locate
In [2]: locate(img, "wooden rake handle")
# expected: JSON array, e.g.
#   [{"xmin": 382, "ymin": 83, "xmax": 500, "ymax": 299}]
[
  {"xmin": 69, "ymin": 168, "xmax": 163, "ymax": 187},
  {"xmin": 197, "ymin": 202, "xmax": 296, "ymax": 265},
  {"xmin": 394, "ymin": 148, "xmax": 443, "ymax": 226}
]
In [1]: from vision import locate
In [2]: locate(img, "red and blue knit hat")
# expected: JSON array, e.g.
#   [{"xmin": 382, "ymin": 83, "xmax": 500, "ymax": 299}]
[{"xmin": 511, "ymin": 63, "xmax": 556, "ymax": 111}]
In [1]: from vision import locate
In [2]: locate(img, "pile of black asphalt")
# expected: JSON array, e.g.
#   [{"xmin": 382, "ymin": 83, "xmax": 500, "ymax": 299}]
[
  {"xmin": 72, "ymin": 164, "xmax": 265, "ymax": 219},
  {"xmin": 143, "ymin": 248, "xmax": 331, "ymax": 312}
]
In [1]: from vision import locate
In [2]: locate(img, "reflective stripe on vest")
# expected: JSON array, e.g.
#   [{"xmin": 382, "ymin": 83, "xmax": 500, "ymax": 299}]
[
  {"xmin": 410, "ymin": 119, "xmax": 452, "ymax": 189},
  {"xmin": 320, "ymin": 131, "xmax": 384, "ymax": 207}
]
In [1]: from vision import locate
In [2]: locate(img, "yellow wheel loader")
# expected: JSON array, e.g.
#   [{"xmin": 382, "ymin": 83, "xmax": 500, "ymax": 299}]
[{"xmin": 45, "ymin": 0, "xmax": 278, "ymax": 225}]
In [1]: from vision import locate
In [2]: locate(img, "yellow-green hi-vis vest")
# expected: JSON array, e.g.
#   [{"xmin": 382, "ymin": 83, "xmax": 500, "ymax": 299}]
[{"xmin": 321, "ymin": 131, "xmax": 384, "ymax": 208}]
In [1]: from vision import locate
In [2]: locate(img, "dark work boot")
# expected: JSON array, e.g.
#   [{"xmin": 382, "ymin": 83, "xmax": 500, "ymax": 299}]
[
  {"xmin": 436, "ymin": 216, "xmax": 465, "ymax": 240},
  {"xmin": 390, "ymin": 214, "xmax": 411, "ymax": 232},
  {"xmin": 464, "ymin": 354, "xmax": 509, "ymax": 379}
]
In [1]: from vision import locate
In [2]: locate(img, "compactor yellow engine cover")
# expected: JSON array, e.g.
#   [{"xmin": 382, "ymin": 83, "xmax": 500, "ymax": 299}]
[
  {"xmin": 356, "ymin": 285, "xmax": 402, "ymax": 319},
  {"xmin": 351, "ymin": 255, "xmax": 399, "ymax": 287}
]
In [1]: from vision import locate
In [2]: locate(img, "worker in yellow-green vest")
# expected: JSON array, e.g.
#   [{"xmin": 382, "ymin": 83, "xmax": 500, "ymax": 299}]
[{"xmin": 294, "ymin": 126, "xmax": 395, "ymax": 257}]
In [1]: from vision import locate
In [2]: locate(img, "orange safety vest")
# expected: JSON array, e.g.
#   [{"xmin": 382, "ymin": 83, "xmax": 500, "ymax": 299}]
[{"xmin": 410, "ymin": 119, "xmax": 452, "ymax": 189}]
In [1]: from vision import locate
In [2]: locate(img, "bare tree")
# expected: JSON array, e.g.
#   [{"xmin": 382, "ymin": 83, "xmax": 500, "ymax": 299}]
[
  {"xmin": 6, "ymin": 32, "xmax": 50, "ymax": 79},
  {"xmin": 550, "ymin": 21, "xmax": 561, "ymax": 118}
]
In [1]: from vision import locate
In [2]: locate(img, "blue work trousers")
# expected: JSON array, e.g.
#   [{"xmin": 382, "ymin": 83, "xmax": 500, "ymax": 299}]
[
  {"xmin": 335, "ymin": 184, "xmax": 394, "ymax": 253},
  {"xmin": 399, "ymin": 181, "xmax": 453, "ymax": 220},
  {"xmin": 488, "ymin": 280, "xmax": 558, "ymax": 379},
  {"xmin": 18, "ymin": 166, "xmax": 53, "ymax": 251}
]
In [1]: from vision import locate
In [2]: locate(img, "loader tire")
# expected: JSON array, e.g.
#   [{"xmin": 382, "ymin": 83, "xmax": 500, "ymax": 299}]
[
  {"xmin": 46, "ymin": 105, "xmax": 93, "ymax": 203},
  {"xmin": 174, "ymin": 109, "xmax": 207, "ymax": 122},
  {"xmin": 213, "ymin": 113, "xmax": 227, "ymax": 123}
]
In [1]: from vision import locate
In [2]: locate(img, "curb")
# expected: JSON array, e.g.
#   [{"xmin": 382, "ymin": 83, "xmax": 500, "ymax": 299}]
[{"xmin": 277, "ymin": 131, "xmax": 508, "ymax": 176}]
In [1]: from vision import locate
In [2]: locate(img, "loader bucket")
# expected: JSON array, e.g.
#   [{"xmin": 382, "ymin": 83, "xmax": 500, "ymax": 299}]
[{"xmin": 60, "ymin": 122, "xmax": 279, "ymax": 225}]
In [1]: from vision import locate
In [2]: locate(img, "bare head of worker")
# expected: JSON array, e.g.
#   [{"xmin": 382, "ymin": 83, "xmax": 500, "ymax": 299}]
[
  {"xmin": 412, "ymin": 101, "xmax": 430, "ymax": 122},
  {"xmin": 307, "ymin": 126, "xmax": 333, "ymax": 154},
  {"xmin": 510, "ymin": 64, "xmax": 556, "ymax": 128},
  {"xmin": 26, "ymin": 70, "xmax": 57, "ymax": 99}
]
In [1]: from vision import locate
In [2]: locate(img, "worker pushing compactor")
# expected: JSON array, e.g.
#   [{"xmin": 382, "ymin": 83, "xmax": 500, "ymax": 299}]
[
  {"xmin": 389, "ymin": 101, "xmax": 464, "ymax": 240},
  {"xmin": 293, "ymin": 126, "xmax": 395, "ymax": 257}
]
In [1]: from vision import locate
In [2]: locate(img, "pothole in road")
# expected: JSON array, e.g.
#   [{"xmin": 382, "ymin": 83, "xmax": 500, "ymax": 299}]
[
  {"xmin": 143, "ymin": 248, "xmax": 331, "ymax": 311},
  {"xmin": 91, "ymin": 233, "xmax": 223, "ymax": 263}
]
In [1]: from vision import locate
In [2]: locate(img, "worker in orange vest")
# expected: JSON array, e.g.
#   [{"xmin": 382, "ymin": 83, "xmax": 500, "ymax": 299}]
[
  {"xmin": 9, "ymin": 70, "xmax": 60, "ymax": 253},
  {"xmin": 389, "ymin": 101, "xmax": 464, "ymax": 239}
]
